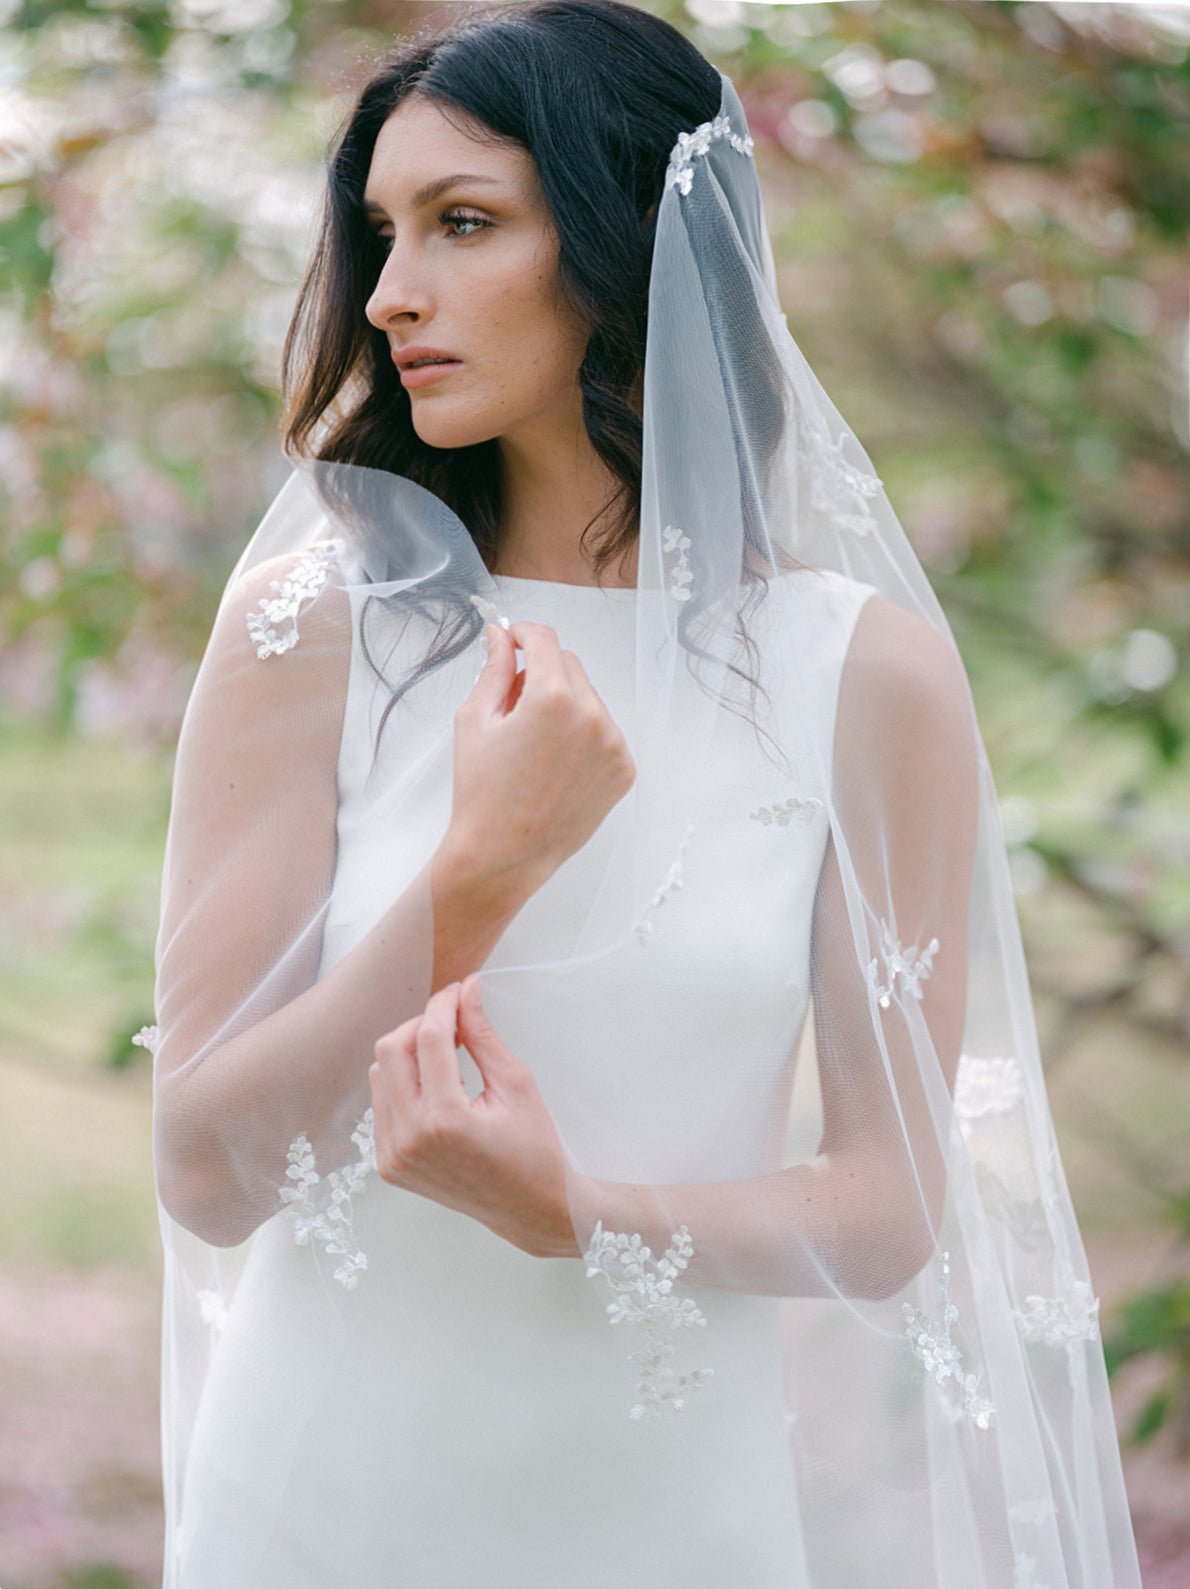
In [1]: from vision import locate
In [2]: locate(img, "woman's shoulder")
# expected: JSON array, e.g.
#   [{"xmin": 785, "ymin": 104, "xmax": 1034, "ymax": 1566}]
[
  {"xmin": 769, "ymin": 565, "xmax": 940, "ymax": 644},
  {"xmin": 218, "ymin": 538, "xmax": 353, "ymax": 666},
  {"xmin": 765, "ymin": 567, "xmax": 969, "ymax": 713},
  {"xmin": 180, "ymin": 540, "xmax": 355, "ymax": 740},
  {"xmin": 822, "ymin": 582, "xmax": 974, "ymax": 745}
]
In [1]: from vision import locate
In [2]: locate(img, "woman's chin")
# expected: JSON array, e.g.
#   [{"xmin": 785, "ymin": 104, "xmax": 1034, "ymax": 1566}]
[{"xmin": 410, "ymin": 411, "xmax": 501, "ymax": 451}]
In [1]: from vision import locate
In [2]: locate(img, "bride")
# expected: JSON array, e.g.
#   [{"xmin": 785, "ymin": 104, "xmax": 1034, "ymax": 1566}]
[{"xmin": 146, "ymin": 1, "xmax": 1143, "ymax": 1584}]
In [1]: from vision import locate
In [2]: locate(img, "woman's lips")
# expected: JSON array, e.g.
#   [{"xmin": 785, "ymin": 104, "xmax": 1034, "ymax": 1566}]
[{"xmin": 395, "ymin": 356, "xmax": 462, "ymax": 388}]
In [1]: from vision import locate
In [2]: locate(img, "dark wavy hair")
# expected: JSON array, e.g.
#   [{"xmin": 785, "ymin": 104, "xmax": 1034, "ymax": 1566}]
[{"xmin": 280, "ymin": 0, "xmax": 797, "ymax": 767}]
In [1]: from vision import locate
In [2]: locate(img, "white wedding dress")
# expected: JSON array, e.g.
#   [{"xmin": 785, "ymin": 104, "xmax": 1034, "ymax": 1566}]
[{"xmin": 171, "ymin": 566, "xmax": 879, "ymax": 1587}]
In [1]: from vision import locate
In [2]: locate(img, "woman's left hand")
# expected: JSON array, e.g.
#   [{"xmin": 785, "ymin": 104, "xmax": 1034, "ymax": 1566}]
[{"xmin": 368, "ymin": 974, "xmax": 582, "ymax": 1260}]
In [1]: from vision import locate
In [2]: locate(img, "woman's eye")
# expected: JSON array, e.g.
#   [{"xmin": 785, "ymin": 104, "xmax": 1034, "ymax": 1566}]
[
  {"xmin": 371, "ymin": 211, "xmax": 490, "ymax": 251},
  {"xmin": 438, "ymin": 209, "xmax": 490, "ymax": 238}
]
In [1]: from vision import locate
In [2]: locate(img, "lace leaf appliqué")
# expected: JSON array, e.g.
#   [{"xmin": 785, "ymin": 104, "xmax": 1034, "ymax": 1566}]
[
  {"xmin": 279, "ymin": 1109, "xmax": 376, "ymax": 1289},
  {"xmin": 954, "ymin": 1053, "xmax": 1024, "ymax": 1132},
  {"xmin": 1014, "ymin": 1281, "xmax": 1100, "ymax": 1348},
  {"xmin": 809, "ymin": 426, "xmax": 884, "ymax": 536},
  {"xmin": 662, "ymin": 523, "xmax": 693, "ymax": 603},
  {"xmin": 665, "ymin": 112, "xmax": 755, "ymax": 198},
  {"xmin": 750, "ymin": 794, "xmax": 823, "ymax": 827},
  {"xmin": 633, "ymin": 820, "xmax": 696, "ymax": 944},
  {"xmin": 867, "ymin": 920, "xmax": 940, "ymax": 1009},
  {"xmin": 1008, "ymin": 1497, "xmax": 1058, "ymax": 1589},
  {"xmin": 797, "ymin": 394, "xmax": 885, "ymax": 537},
  {"xmin": 583, "ymin": 1221, "xmax": 714, "ymax": 1421},
  {"xmin": 196, "ymin": 1288, "xmax": 229, "ymax": 1333},
  {"xmin": 903, "ymin": 1248, "xmax": 995, "ymax": 1430},
  {"xmin": 1013, "ymin": 1556, "xmax": 1052, "ymax": 1589},
  {"xmin": 246, "ymin": 538, "xmax": 343, "ymax": 660}
]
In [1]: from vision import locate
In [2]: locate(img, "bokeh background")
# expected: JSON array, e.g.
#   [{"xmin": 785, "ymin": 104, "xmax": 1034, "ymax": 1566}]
[{"xmin": 1, "ymin": 1, "xmax": 1187, "ymax": 1584}]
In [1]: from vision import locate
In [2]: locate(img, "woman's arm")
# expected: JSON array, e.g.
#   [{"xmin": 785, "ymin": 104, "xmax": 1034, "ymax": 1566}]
[
  {"xmin": 568, "ymin": 595, "xmax": 981, "ymax": 1302},
  {"xmin": 152, "ymin": 556, "xmax": 534, "ymax": 1248}
]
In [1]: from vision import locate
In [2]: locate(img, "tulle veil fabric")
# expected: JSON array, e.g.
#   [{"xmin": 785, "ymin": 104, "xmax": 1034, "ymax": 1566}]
[{"xmin": 145, "ymin": 68, "xmax": 1142, "ymax": 1587}]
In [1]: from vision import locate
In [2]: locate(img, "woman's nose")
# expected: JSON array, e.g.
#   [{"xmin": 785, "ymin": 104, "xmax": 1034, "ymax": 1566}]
[{"xmin": 364, "ymin": 250, "xmax": 431, "ymax": 332}]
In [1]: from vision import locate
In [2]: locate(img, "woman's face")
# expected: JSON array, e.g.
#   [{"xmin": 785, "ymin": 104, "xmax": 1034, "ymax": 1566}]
[{"xmin": 362, "ymin": 94, "xmax": 590, "ymax": 451}]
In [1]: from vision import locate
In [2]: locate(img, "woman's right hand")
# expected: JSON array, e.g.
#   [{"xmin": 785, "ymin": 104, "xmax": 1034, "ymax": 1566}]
[{"xmin": 444, "ymin": 621, "xmax": 636, "ymax": 903}]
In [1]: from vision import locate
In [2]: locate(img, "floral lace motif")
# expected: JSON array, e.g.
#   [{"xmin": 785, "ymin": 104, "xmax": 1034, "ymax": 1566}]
[
  {"xmin": 1013, "ymin": 1556, "xmax": 1051, "ymax": 1589},
  {"xmin": 662, "ymin": 523, "xmax": 693, "ymax": 602},
  {"xmin": 954, "ymin": 1053, "xmax": 1024, "ymax": 1131},
  {"xmin": 279, "ymin": 1109, "xmax": 376, "ymax": 1288},
  {"xmin": 804, "ymin": 412, "xmax": 885, "ymax": 537},
  {"xmin": 867, "ymin": 920, "xmax": 939, "ymax": 1009},
  {"xmin": 132, "ymin": 1024, "xmax": 160, "ymax": 1057},
  {"xmin": 665, "ymin": 112, "xmax": 754, "ymax": 198},
  {"xmin": 1014, "ymin": 1281, "xmax": 1100, "ymax": 1347},
  {"xmin": 583, "ymin": 1221, "xmax": 714, "ymax": 1420},
  {"xmin": 902, "ymin": 1249, "xmax": 995, "ymax": 1430},
  {"xmin": 246, "ymin": 538, "xmax": 343, "ymax": 660},
  {"xmin": 633, "ymin": 820, "xmax": 696, "ymax": 943},
  {"xmin": 196, "ymin": 1288, "xmax": 229, "ymax": 1333},
  {"xmin": 749, "ymin": 794, "xmax": 823, "ymax": 827},
  {"xmin": 1008, "ymin": 1496, "xmax": 1057, "ymax": 1589}
]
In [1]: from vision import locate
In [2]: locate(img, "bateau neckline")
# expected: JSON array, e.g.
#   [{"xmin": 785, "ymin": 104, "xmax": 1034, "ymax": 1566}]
[{"xmin": 490, "ymin": 572, "xmax": 638, "ymax": 594}]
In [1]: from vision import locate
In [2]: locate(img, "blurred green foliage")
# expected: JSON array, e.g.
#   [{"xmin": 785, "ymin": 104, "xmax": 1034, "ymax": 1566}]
[
  {"xmin": 0, "ymin": 0, "xmax": 1187, "ymax": 1504},
  {"xmin": 65, "ymin": 1568, "xmax": 142, "ymax": 1589},
  {"xmin": 1104, "ymin": 1275, "xmax": 1190, "ymax": 1456}
]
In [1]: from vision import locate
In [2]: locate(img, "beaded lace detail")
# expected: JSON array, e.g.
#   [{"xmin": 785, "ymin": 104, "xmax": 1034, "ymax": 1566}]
[
  {"xmin": 583, "ymin": 1221, "xmax": 714, "ymax": 1420},
  {"xmin": 902, "ymin": 1248, "xmax": 995, "ymax": 1430},
  {"xmin": 1014, "ymin": 1282, "xmax": 1101, "ymax": 1347},
  {"xmin": 246, "ymin": 538, "xmax": 343, "ymax": 660},
  {"xmin": 633, "ymin": 820, "xmax": 696, "ymax": 943},
  {"xmin": 866, "ymin": 920, "xmax": 939, "ymax": 1009},
  {"xmin": 665, "ymin": 112, "xmax": 755, "ymax": 197},
  {"xmin": 279, "ymin": 1109, "xmax": 376, "ymax": 1289}
]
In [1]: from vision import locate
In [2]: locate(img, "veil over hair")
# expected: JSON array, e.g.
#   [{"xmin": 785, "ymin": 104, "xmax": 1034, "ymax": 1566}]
[{"xmin": 147, "ymin": 66, "xmax": 1142, "ymax": 1589}]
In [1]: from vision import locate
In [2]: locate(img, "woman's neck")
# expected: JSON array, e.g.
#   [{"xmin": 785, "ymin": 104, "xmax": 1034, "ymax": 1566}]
[{"xmin": 495, "ymin": 420, "xmax": 636, "ymax": 586}]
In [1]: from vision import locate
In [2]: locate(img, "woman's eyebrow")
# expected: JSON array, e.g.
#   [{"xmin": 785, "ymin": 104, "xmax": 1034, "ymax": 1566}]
[{"xmin": 363, "ymin": 173, "xmax": 506, "ymax": 217}]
